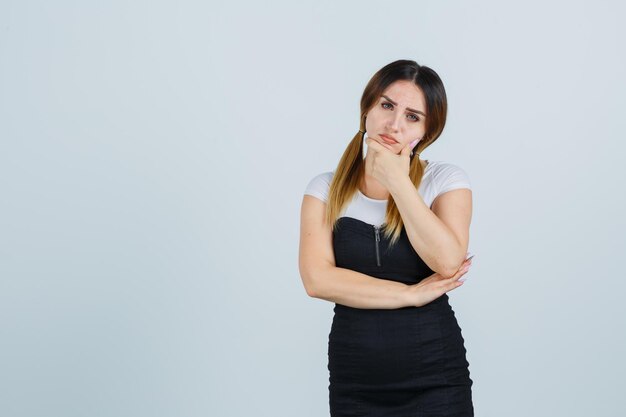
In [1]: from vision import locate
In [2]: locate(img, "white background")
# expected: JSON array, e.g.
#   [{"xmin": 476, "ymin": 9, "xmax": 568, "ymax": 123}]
[{"xmin": 1, "ymin": 1, "xmax": 624, "ymax": 416}]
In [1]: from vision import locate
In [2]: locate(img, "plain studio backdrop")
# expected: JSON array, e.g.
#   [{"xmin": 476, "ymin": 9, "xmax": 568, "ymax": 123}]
[{"xmin": 1, "ymin": 1, "xmax": 625, "ymax": 416}]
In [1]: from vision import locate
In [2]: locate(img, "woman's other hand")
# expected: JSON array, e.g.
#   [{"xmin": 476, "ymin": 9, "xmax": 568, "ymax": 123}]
[{"xmin": 407, "ymin": 255, "xmax": 473, "ymax": 308}]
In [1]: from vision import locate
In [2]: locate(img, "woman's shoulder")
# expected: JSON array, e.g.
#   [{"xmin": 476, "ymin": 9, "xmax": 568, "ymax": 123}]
[
  {"xmin": 303, "ymin": 171, "xmax": 334, "ymax": 203},
  {"xmin": 426, "ymin": 160, "xmax": 472, "ymax": 192},
  {"xmin": 427, "ymin": 159, "xmax": 468, "ymax": 172}
]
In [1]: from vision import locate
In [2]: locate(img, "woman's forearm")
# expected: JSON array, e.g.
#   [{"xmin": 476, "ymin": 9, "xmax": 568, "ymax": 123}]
[
  {"xmin": 308, "ymin": 265, "xmax": 413, "ymax": 309},
  {"xmin": 388, "ymin": 176, "xmax": 464, "ymax": 277}
]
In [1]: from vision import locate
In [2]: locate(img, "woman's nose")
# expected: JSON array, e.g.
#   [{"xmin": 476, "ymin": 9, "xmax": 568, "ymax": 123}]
[{"xmin": 386, "ymin": 112, "xmax": 402, "ymax": 132}]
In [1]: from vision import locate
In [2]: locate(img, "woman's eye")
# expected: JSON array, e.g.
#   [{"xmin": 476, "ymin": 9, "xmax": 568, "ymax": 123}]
[{"xmin": 381, "ymin": 101, "xmax": 420, "ymax": 122}]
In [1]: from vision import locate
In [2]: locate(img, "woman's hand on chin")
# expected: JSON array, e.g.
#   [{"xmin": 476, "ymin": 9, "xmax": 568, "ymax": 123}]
[{"xmin": 364, "ymin": 136, "xmax": 418, "ymax": 191}]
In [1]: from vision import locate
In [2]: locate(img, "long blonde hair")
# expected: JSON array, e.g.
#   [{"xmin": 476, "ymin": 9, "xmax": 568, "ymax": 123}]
[{"xmin": 325, "ymin": 59, "xmax": 448, "ymax": 247}]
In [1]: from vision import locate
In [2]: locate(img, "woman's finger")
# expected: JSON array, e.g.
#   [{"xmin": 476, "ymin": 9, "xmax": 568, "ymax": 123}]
[
  {"xmin": 458, "ymin": 258, "xmax": 472, "ymax": 272},
  {"xmin": 450, "ymin": 265, "xmax": 470, "ymax": 281},
  {"xmin": 447, "ymin": 280, "xmax": 465, "ymax": 292},
  {"xmin": 431, "ymin": 278, "xmax": 464, "ymax": 298},
  {"xmin": 366, "ymin": 137, "xmax": 394, "ymax": 152},
  {"xmin": 455, "ymin": 264, "xmax": 471, "ymax": 283}
]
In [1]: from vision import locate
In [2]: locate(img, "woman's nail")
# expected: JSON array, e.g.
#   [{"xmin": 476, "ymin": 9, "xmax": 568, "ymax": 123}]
[{"xmin": 410, "ymin": 139, "xmax": 418, "ymax": 148}]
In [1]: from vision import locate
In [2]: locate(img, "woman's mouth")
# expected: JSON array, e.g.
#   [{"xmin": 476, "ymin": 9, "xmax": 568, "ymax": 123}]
[{"xmin": 380, "ymin": 134, "xmax": 398, "ymax": 145}]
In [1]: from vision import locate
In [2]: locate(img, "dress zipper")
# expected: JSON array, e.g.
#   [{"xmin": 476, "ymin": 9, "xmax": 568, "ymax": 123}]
[{"xmin": 374, "ymin": 225, "xmax": 381, "ymax": 266}]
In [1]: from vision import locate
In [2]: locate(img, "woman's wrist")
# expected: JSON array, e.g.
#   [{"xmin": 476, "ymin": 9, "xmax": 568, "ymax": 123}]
[
  {"xmin": 401, "ymin": 283, "xmax": 418, "ymax": 308},
  {"xmin": 387, "ymin": 175, "xmax": 414, "ymax": 198}
]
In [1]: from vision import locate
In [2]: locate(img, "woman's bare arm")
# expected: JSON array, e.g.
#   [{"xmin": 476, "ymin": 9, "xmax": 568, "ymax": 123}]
[
  {"xmin": 388, "ymin": 177, "xmax": 472, "ymax": 279},
  {"xmin": 299, "ymin": 195, "xmax": 469, "ymax": 309},
  {"xmin": 303, "ymin": 267, "xmax": 414, "ymax": 309}
]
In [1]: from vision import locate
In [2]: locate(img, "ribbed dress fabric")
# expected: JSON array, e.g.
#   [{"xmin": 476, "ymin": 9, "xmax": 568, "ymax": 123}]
[{"xmin": 328, "ymin": 216, "xmax": 474, "ymax": 416}]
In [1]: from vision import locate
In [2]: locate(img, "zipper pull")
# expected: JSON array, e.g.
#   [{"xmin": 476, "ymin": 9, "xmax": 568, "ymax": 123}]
[{"xmin": 374, "ymin": 226, "xmax": 381, "ymax": 266}]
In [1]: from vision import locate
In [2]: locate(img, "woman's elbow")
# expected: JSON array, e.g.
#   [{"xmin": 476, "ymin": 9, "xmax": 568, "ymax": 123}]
[
  {"xmin": 304, "ymin": 282, "xmax": 318, "ymax": 298},
  {"xmin": 299, "ymin": 268, "xmax": 321, "ymax": 298},
  {"xmin": 439, "ymin": 255, "xmax": 467, "ymax": 279},
  {"xmin": 438, "ymin": 266, "xmax": 459, "ymax": 280}
]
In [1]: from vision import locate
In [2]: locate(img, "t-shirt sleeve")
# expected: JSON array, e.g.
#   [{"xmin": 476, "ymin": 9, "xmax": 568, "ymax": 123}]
[
  {"xmin": 436, "ymin": 163, "xmax": 472, "ymax": 195},
  {"xmin": 303, "ymin": 171, "xmax": 334, "ymax": 203}
]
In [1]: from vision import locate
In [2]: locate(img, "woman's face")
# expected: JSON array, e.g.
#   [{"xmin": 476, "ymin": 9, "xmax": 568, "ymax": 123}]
[{"xmin": 364, "ymin": 80, "xmax": 427, "ymax": 154}]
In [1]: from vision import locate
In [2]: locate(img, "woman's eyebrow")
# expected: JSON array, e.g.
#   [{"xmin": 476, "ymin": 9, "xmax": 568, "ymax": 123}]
[{"xmin": 381, "ymin": 95, "xmax": 426, "ymax": 116}]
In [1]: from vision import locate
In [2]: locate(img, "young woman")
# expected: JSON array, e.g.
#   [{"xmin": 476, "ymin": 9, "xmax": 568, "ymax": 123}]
[{"xmin": 298, "ymin": 59, "xmax": 475, "ymax": 416}]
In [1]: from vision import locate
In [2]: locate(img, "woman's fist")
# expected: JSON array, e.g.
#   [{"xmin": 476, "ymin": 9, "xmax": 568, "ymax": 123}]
[{"xmin": 364, "ymin": 136, "xmax": 418, "ymax": 191}]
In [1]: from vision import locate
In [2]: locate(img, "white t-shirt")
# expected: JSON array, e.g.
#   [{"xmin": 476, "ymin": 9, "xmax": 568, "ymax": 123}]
[{"xmin": 304, "ymin": 160, "xmax": 471, "ymax": 227}]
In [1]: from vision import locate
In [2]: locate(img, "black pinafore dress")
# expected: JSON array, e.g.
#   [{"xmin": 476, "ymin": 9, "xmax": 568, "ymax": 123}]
[{"xmin": 328, "ymin": 216, "xmax": 474, "ymax": 416}]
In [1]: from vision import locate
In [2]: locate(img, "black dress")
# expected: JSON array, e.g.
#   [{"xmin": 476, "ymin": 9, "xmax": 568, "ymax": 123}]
[{"xmin": 328, "ymin": 216, "xmax": 474, "ymax": 416}]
